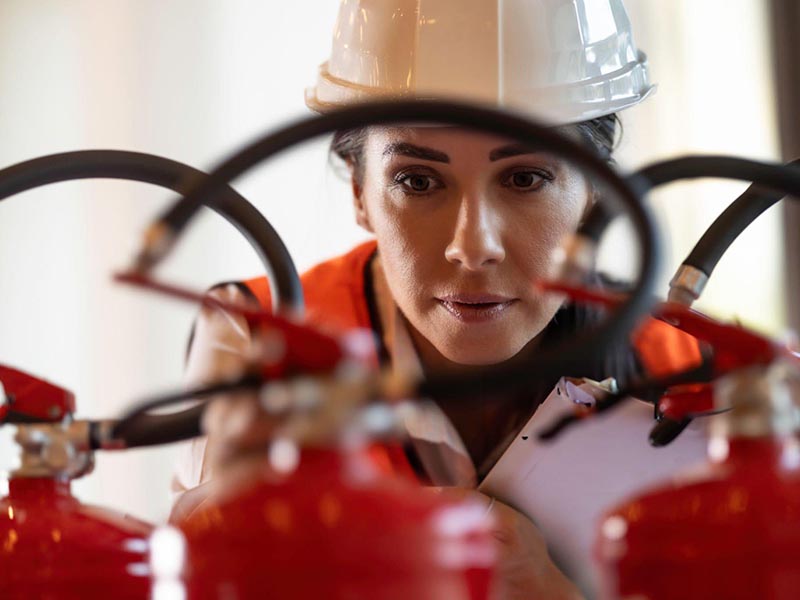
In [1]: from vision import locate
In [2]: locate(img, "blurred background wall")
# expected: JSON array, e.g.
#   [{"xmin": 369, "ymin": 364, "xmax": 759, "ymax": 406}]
[{"xmin": 0, "ymin": 0, "xmax": 784, "ymax": 523}]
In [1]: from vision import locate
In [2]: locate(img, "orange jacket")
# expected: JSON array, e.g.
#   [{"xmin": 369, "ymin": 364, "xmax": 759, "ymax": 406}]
[{"xmin": 242, "ymin": 240, "xmax": 702, "ymax": 379}]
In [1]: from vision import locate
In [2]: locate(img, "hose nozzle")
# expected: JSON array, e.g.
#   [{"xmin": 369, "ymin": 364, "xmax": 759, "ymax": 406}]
[
  {"xmin": 132, "ymin": 221, "xmax": 175, "ymax": 273},
  {"xmin": 668, "ymin": 264, "xmax": 709, "ymax": 307}
]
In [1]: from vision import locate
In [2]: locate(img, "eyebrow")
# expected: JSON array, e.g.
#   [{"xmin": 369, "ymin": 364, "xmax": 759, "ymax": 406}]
[
  {"xmin": 382, "ymin": 142, "xmax": 450, "ymax": 163},
  {"xmin": 488, "ymin": 144, "xmax": 540, "ymax": 162}
]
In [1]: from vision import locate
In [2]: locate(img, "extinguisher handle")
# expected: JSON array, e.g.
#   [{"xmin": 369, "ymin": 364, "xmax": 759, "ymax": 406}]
[
  {"xmin": 653, "ymin": 303, "xmax": 793, "ymax": 376},
  {"xmin": 537, "ymin": 280, "xmax": 795, "ymax": 377},
  {"xmin": 107, "ymin": 375, "xmax": 263, "ymax": 448},
  {"xmin": 655, "ymin": 383, "xmax": 715, "ymax": 421},
  {"xmin": 0, "ymin": 364, "xmax": 75, "ymax": 424},
  {"xmin": 116, "ymin": 272, "xmax": 345, "ymax": 376}
]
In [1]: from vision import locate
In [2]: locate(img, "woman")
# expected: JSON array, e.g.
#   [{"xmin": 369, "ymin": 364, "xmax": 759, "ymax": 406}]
[{"xmin": 172, "ymin": 2, "xmax": 705, "ymax": 597}]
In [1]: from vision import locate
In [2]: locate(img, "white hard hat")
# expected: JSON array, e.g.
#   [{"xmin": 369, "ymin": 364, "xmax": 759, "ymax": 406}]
[{"xmin": 307, "ymin": 0, "xmax": 655, "ymax": 124}]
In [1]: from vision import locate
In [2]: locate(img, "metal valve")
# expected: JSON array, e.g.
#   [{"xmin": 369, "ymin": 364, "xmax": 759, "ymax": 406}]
[{"xmin": 13, "ymin": 420, "xmax": 95, "ymax": 479}]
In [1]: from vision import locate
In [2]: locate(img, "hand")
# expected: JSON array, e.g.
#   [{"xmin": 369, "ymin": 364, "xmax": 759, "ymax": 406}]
[
  {"xmin": 169, "ymin": 389, "xmax": 286, "ymax": 524},
  {"xmin": 439, "ymin": 488, "xmax": 584, "ymax": 600},
  {"xmin": 201, "ymin": 387, "xmax": 281, "ymax": 470},
  {"xmin": 186, "ymin": 284, "xmax": 292, "ymax": 470}
]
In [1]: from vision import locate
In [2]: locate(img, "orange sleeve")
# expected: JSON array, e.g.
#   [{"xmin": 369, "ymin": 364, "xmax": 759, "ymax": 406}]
[{"xmin": 241, "ymin": 240, "xmax": 377, "ymax": 335}]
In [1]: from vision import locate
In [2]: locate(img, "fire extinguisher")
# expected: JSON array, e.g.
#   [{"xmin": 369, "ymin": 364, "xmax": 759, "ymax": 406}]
[
  {"xmin": 158, "ymin": 376, "xmax": 500, "ymax": 600},
  {"xmin": 593, "ymin": 313, "xmax": 800, "ymax": 600},
  {"xmin": 570, "ymin": 156, "xmax": 800, "ymax": 447},
  {"xmin": 541, "ymin": 156, "xmax": 800, "ymax": 599},
  {"xmin": 0, "ymin": 364, "xmax": 153, "ymax": 600},
  {"xmin": 591, "ymin": 157, "xmax": 800, "ymax": 600},
  {"xmin": 103, "ymin": 271, "xmax": 502, "ymax": 599},
  {"xmin": 117, "ymin": 262, "xmax": 503, "ymax": 599},
  {"xmin": 532, "ymin": 289, "xmax": 800, "ymax": 599},
  {"xmin": 0, "ymin": 148, "xmax": 301, "ymax": 599}
]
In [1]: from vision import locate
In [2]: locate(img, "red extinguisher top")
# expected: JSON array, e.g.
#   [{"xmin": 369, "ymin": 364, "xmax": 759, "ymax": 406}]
[{"xmin": 0, "ymin": 364, "xmax": 76, "ymax": 423}]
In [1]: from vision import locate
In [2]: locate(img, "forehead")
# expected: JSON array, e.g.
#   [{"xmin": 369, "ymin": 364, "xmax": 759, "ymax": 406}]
[
  {"xmin": 368, "ymin": 126, "xmax": 518, "ymax": 153},
  {"xmin": 363, "ymin": 125, "xmax": 581, "ymax": 166}
]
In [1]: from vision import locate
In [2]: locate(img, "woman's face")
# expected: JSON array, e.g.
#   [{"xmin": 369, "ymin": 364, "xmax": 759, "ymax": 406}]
[{"xmin": 354, "ymin": 126, "xmax": 592, "ymax": 366}]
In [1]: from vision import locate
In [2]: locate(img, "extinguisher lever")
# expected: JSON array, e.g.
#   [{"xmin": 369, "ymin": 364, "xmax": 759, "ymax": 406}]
[
  {"xmin": 115, "ymin": 272, "xmax": 346, "ymax": 378},
  {"xmin": 652, "ymin": 303, "xmax": 786, "ymax": 376},
  {"xmin": 538, "ymin": 280, "xmax": 794, "ymax": 378},
  {"xmin": 0, "ymin": 364, "xmax": 75, "ymax": 424},
  {"xmin": 648, "ymin": 382, "xmax": 721, "ymax": 447},
  {"xmin": 535, "ymin": 280, "xmax": 799, "ymax": 444}
]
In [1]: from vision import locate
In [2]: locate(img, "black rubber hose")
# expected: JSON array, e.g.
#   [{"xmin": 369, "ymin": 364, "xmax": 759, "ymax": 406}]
[
  {"xmin": 683, "ymin": 158, "xmax": 800, "ymax": 276},
  {"xmin": 535, "ymin": 156, "xmax": 800, "ymax": 443},
  {"xmin": 141, "ymin": 100, "xmax": 661, "ymax": 404},
  {"xmin": 577, "ymin": 158, "xmax": 800, "ymax": 275},
  {"xmin": 634, "ymin": 155, "xmax": 800, "ymax": 192},
  {"xmin": 0, "ymin": 150, "xmax": 303, "ymax": 314},
  {"xmin": 0, "ymin": 150, "xmax": 302, "ymax": 448},
  {"xmin": 95, "ymin": 405, "xmax": 205, "ymax": 450},
  {"xmin": 109, "ymin": 376, "xmax": 262, "ymax": 447}
]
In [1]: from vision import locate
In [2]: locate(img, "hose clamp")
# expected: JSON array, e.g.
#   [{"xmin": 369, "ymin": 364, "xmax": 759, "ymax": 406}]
[{"xmin": 668, "ymin": 265, "xmax": 709, "ymax": 306}]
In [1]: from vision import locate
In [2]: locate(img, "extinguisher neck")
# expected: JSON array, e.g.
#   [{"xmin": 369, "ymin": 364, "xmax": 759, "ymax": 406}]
[
  {"xmin": 12, "ymin": 420, "xmax": 94, "ymax": 480},
  {"xmin": 8, "ymin": 476, "xmax": 72, "ymax": 499},
  {"xmin": 300, "ymin": 444, "xmax": 387, "ymax": 483},
  {"xmin": 712, "ymin": 362, "xmax": 800, "ymax": 440},
  {"xmin": 708, "ymin": 436, "xmax": 800, "ymax": 472}
]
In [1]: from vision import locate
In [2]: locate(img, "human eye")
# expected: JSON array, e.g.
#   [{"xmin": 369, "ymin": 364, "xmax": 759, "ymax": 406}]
[
  {"xmin": 391, "ymin": 168, "xmax": 444, "ymax": 196},
  {"xmin": 500, "ymin": 168, "xmax": 554, "ymax": 193}
]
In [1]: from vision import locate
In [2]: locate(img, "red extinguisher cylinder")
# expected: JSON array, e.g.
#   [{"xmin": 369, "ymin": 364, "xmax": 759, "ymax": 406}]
[
  {"xmin": 0, "ymin": 477, "xmax": 152, "ymax": 600},
  {"xmin": 596, "ymin": 363, "xmax": 800, "ymax": 600},
  {"xmin": 165, "ymin": 446, "xmax": 496, "ymax": 600}
]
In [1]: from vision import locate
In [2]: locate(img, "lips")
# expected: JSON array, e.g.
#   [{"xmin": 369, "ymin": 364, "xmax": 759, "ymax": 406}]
[{"xmin": 436, "ymin": 294, "xmax": 517, "ymax": 324}]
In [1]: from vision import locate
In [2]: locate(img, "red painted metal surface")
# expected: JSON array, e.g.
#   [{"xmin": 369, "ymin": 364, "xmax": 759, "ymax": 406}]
[
  {"xmin": 115, "ymin": 273, "xmax": 345, "ymax": 378},
  {"xmin": 654, "ymin": 303, "xmax": 789, "ymax": 376},
  {"xmin": 0, "ymin": 365, "xmax": 76, "ymax": 423},
  {"xmin": 595, "ymin": 437, "xmax": 800, "ymax": 600},
  {"xmin": 536, "ymin": 281, "xmax": 799, "ymax": 378},
  {"xmin": 175, "ymin": 446, "xmax": 496, "ymax": 600},
  {"xmin": 657, "ymin": 383, "xmax": 714, "ymax": 420},
  {"xmin": 0, "ymin": 477, "xmax": 152, "ymax": 599}
]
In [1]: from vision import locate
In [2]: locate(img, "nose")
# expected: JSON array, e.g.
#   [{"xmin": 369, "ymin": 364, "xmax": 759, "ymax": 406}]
[{"xmin": 444, "ymin": 195, "xmax": 506, "ymax": 270}]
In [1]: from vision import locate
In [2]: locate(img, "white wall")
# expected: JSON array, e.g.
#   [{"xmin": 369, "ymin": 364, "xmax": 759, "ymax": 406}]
[
  {"xmin": 0, "ymin": 0, "xmax": 784, "ymax": 523},
  {"xmin": 614, "ymin": 0, "xmax": 783, "ymax": 333}
]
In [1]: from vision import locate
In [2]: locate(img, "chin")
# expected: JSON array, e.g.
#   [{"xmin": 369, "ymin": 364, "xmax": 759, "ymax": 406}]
[{"xmin": 439, "ymin": 339, "xmax": 524, "ymax": 366}]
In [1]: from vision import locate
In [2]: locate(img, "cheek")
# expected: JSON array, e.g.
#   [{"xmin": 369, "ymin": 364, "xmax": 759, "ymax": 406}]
[
  {"xmin": 504, "ymin": 192, "xmax": 587, "ymax": 277},
  {"xmin": 362, "ymin": 186, "xmax": 443, "ymax": 304}
]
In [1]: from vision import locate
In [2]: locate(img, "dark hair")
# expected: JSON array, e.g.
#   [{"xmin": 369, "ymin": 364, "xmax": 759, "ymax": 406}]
[
  {"xmin": 567, "ymin": 113, "xmax": 621, "ymax": 163},
  {"xmin": 330, "ymin": 113, "xmax": 622, "ymax": 185}
]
